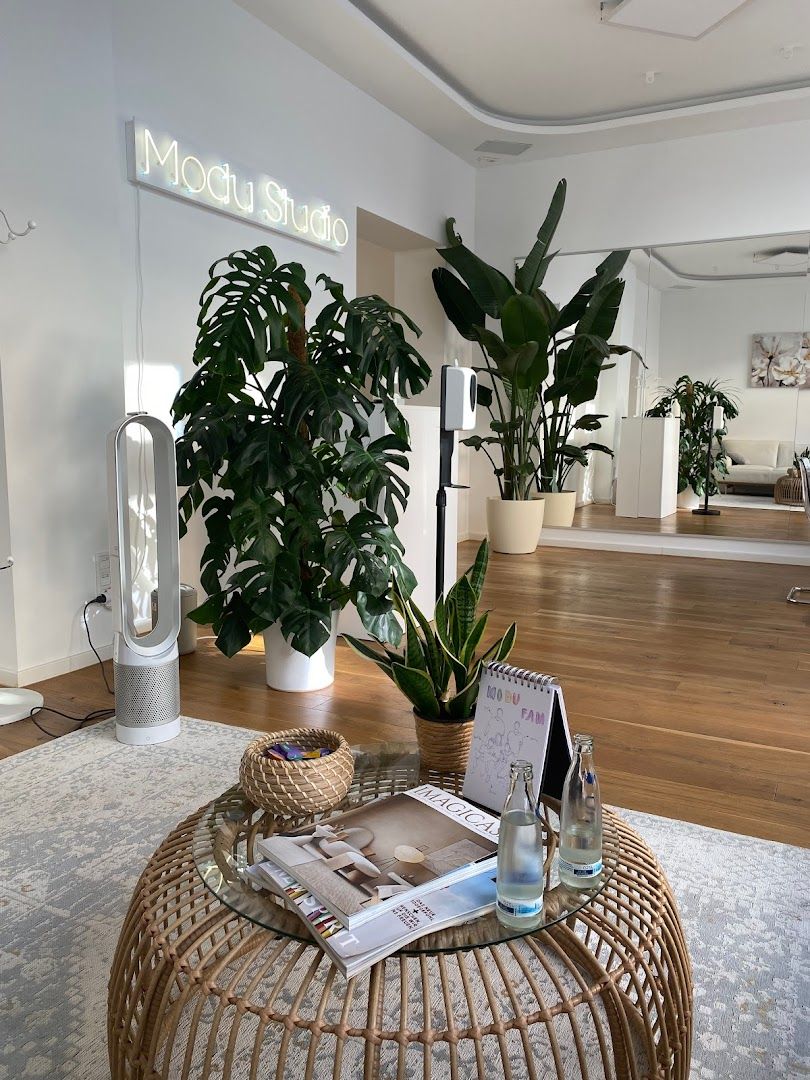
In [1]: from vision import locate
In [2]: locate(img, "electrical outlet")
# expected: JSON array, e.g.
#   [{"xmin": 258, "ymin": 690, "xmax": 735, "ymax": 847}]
[{"xmin": 94, "ymin": 552, "xmax": 112, "ymax": 604}]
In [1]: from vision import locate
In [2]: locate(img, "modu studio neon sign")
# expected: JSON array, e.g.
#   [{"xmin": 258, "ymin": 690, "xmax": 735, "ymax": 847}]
[{"xmin": 127, "ymin": 120, "xmax": 349, "ymax": 251}]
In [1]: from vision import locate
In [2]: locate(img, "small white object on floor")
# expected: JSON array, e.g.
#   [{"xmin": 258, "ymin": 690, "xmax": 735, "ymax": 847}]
[{"xmin": 0, "ymin": 687, "xmax": 44, "ymax": 726}]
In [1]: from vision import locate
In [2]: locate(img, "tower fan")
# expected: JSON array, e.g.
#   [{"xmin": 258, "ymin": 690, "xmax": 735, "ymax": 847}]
[{"xmin": 107, "ymin": 412, "xmax": 181, "ymax": 744}]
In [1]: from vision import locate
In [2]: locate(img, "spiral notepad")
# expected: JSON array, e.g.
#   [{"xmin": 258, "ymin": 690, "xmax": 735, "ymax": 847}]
[{"xmin": 463, "ymin": 663, "xmax": 573, "ymax": 812}]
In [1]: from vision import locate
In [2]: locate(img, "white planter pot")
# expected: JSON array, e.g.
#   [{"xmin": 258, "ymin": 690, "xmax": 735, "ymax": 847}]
[
  {"xmin": 486, "ymin": 497, "xmax": 545, "ymax": 554},
  {"xmin": 535, "ymin": 491, "xmax": 577, "ymax": 528},
  {"xmin": 677, "ymin": 486, "xmax": 700, "ymax": 510},
  {"xmin": 263, "ymin": 613, "xmax": 338, "ymax": 692}
]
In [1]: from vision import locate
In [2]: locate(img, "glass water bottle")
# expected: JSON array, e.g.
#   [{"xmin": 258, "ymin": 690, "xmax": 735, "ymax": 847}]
[
  {"xmin": 558, "ymin": 734, "xmax": 603, "ymax": 888},
  {"xmin": 496, "ymin": 760, "xmax": 545, "ymax": 928}
]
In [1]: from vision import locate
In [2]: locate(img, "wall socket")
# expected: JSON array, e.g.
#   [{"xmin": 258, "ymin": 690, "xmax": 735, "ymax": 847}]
[{"xmin": 94, "ymin": 552, "xmax": 112, "ymax": 605}]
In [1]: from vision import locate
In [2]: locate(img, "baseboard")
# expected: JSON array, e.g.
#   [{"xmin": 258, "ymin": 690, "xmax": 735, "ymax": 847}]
[
  {"xmin": 8, "ymin": 643, "xmax": 114, "ymax": 689},
  {"xmin": 539, "ymin": 527, "xmax": 810, "ymax": 565}
]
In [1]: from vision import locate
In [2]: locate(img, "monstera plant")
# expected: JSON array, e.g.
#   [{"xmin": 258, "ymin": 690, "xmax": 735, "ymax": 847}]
[
  {"xmin": 172, "ymin": 245, "xmax": 431, "ymax": 683},
  {"xmin": 432, "ymin": 179, "xmax": 640, "ymax": 545}
]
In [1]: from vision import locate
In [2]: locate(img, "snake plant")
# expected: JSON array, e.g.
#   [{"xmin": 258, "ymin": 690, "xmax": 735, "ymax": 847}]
[{"xmin": 344, "ymin": 540, "xmax": 516, "ymax": 721}]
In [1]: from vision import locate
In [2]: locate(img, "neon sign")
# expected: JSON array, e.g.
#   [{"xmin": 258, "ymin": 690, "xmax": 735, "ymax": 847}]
[{"xmin": 127, "ymin": 120, "xmax": 349, "ymax": 251}]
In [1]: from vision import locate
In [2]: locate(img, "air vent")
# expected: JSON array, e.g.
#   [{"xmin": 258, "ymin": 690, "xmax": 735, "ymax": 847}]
[
  {"xmin": 474, "ymin": 140, "xmax": 532, "ymax": 156},
  {"xmin": 601, "ymin": 0, "xmax": 749, "ymax": 40}
]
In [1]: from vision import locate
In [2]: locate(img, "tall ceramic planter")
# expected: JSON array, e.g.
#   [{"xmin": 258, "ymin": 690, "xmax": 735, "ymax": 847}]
[
  {"xmin": 486, "ymin": 497, "xmax": 545, "ymax": 554},
  {"xmin": 263, "ymin": 612, "xmax": 338, "ymax": 692},
  {"xmin": 536, "ymin": 491, "xmax": 577, "ymax": 527},
  {"xmin": 677, "ymin": 486, "xmax": 699, "ymax": 510}
]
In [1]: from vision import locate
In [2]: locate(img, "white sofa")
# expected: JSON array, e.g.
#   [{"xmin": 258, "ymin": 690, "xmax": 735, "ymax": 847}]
[{"xmin": 716, "ymin": 438, "xmax": 794, "ymax": 491}]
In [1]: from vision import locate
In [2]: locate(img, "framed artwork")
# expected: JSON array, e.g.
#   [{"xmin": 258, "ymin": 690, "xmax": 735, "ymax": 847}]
[{"xmin": 750, "ymin": 332, "xmax": 810, "ymax": 388}]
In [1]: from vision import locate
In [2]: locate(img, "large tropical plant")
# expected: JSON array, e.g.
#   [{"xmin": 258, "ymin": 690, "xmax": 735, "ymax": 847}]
[
  {"xmin": 172, "ymin": 245, "xmax": 432, "ymax": 658},
  {"xmin": 432, "ymin": 179, "xmax": 640, "ymax": 497},
  {"xmin": 344, "ymin": 540, "xmax": 516, "ymax": 721},
  {"xmin": 646, "ymin": 376, "xmax": 740, "ymax": 495}
]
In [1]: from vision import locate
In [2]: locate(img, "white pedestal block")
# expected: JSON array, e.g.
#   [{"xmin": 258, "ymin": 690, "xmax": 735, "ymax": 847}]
[{"xmin": 615, "ymin": 417, "xmax": 680, "ymax": 519}]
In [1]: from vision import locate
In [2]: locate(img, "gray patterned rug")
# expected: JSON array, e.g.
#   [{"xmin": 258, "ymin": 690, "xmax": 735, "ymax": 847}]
[{"xmin": 0, "ymin": 718, "xmax": 807, "ymax": 1079}]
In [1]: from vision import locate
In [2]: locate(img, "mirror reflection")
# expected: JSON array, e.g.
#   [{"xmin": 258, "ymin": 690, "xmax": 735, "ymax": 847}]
[{"xmin": 549, "ymin": 234, "xmax": 810, "ymax": 545}]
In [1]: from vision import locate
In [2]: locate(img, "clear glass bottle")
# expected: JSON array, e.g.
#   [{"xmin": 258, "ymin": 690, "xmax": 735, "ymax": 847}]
[
  {"xmin": 558, "ymin": 734, "xmax": 603, "ymax": 889},
  {"xmin": 496, "ymin": 760, "xmax": 545, "ymax": 929}
]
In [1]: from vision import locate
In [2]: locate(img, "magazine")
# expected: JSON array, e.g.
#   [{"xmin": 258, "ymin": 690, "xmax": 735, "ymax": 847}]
[
  {"xmin": 247, "ymin": 859, "xmax": 497, "ymax": 979},
  {"xmin": 256, "ymin": 784, "xmax": 499, "ymax": 929}
]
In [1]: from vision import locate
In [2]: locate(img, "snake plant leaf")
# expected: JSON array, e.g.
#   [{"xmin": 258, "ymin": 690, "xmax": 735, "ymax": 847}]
[
  {"xmin": 342, "ymin": 634, "xmax": 395, "ymax": 674},
  {"xmin": 514, "ymin": 179, "xmax": 566, "ymax": 294},
  {"xmin": 447, "ymin": 660, "xmax": 484, "ymax": 720},
  {"xmin": 431, "ymin": 267, "xmax": 485, "ymax": 341},
  {"xmin": 466, "ymin": 539, "xmax": 489, "ymax": 603},
  {"xmin": 460, "ymin": 611, "xmax": 489, "ymax": 669},
  {"xmin": 438, "ymin": 234, "xmax": 515, "ymax": 319},
  {"xmin": 408, "ymin": 598, "xmax": 450, "ymax": 689},
  {"xmin": 391, "ymin": 664, "xmax": 441, "ymax": 719},
  {"xmin": 451, "ymin": 575, "xmax": 478, "ymax": 644},
  {"xmin": 493, "ymin": 621, "xmax": 517, "ymax": 662}
]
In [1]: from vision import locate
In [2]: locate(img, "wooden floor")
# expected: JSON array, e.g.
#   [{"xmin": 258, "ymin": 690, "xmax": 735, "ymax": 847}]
[
  {"xmin": 572, "ymin": 501, "xmax": 810, "ymax": 543},
  {"xmin": 3, "ymin": 542, "xmax": 809, "ymax": 847}
]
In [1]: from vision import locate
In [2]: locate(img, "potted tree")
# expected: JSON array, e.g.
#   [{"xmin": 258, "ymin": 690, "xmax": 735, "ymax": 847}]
[
  {"xmin": 172, "ymin": 245, "xmax": 431, "ymax": 691},
  {"xmin": 344, "ymin": 540, "xmax": 516, "ymax": 771},
  {"xmin": 432, "ymin": 179, "xmax": 639, "ymax": 548},
  {"xmin": 646, "ymin": 377, "xmax": 739, "ymax": 509}
]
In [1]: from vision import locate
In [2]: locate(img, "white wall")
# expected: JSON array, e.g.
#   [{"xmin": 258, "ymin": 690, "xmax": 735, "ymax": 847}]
[
  {"xmin": 0, "ymin": 0, "xmax": 125, "ymax": 683},
  {"xmin": 356, "ymin": 239, "xmax": 395, "ymax": 302},
  {"xmin": 657, "ymin": 277, "xmax": 809, "ymax": 445},
  {"xmin": 0, "ymin": 0, "xmax": 475, "ymax": 684}
]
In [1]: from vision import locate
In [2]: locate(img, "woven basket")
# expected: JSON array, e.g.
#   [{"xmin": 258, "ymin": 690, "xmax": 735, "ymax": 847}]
[
  {"xmin": 239, "ymin": 728, "xmax": 354, "ymax": 816},
  {"xmin": 414, "ymin": 712, "xmax": 475, "ymax": 773}
]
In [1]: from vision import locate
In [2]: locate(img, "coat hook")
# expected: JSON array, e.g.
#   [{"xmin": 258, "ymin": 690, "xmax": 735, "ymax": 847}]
[{"xmin": 0, "ymin": 210, "xmax": 36, "ymax": 245}]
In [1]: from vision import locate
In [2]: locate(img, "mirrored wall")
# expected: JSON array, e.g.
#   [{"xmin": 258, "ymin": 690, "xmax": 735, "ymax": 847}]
[{"xmin": 544, "ymin": 233, "xmax": 810, "ymax": 546}]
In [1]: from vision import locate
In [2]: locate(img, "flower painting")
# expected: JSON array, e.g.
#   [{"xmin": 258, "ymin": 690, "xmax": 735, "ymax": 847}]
[{"xmin": 750, "ymin": 332, "xmax": 810, "ymax": 389}]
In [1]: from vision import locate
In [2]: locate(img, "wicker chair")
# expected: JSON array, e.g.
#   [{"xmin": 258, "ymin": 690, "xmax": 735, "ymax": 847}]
[{"xmin": 787, "ymin": 456, "xmax": 810, "ymax": 604}]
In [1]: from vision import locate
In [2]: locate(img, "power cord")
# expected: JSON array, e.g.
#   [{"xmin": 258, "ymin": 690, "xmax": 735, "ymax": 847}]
[{"xmin": 28, "ymin": 595, "xmax": 115, "ymax": 739}]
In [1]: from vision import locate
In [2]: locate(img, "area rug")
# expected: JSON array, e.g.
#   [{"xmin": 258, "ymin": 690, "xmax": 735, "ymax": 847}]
[{"xmin": 0, "ymin": 718, "xmax": 807, "ymax": 1079}]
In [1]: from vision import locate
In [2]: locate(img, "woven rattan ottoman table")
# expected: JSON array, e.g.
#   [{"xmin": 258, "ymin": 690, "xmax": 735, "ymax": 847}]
[{"xmin": 108, "ymin": 744, "xmax": 692, "ymax": 1079}]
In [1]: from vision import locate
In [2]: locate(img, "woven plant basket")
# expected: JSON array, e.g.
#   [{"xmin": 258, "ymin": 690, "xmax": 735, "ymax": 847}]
[
  {"xmin": 239, "ymin": 728, "xmax": 354, "ymax": 816},
  {"xmin": 414, "ymin": 711, "xmax": 475, "ymax": 773}
]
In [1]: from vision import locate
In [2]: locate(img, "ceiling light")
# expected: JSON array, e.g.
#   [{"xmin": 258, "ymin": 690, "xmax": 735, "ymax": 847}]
[
  {"xmin": 602, "ymin": 0, "xmax": 749, "ymax": 40},
  {"xmin": 474, "ymin": 140, "xmax": 532, "ymax": 156}
]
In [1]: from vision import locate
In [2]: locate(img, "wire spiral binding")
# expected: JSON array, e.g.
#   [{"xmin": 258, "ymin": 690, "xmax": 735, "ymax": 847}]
[{"xmin": 486, "ymin": 662, "xmax": 557, "ymax": 688}]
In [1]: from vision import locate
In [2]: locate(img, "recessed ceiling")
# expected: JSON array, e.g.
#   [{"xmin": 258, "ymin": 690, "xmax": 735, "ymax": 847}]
[
  {"xmin": 653, "ymin": 233, "xmax": 810, "ymax": 282},
  {"xmin": 602, "ymin": 0, "xmax": 751, "ymax": 41},
  {"xmin": 237, "ymin": 0, "xmax": 810, "ymax": 161}
]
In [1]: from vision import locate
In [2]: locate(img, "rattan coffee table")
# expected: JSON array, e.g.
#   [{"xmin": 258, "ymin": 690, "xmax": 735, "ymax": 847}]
[{"xmin": 108, "ymin": 744, "xmax": 692, "ymax": 1079}]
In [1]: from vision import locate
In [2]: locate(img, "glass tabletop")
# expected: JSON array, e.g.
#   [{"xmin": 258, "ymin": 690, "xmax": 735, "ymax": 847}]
[{"xmin": 192, "ymin": 742, "xmax": 619, "ymax": 956}]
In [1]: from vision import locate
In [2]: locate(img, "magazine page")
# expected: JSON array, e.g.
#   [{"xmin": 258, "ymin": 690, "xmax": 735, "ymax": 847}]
[
  {"xmin": 257, "ymin": 785, "xmax": 498, "ymax": 929},
  {"xmin": 250, "ymin": 860, "xmax": 497, "ymax": 979}
]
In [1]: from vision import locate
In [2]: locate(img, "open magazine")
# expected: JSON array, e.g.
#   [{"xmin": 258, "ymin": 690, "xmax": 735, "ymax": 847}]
[
  {"xmin": 247, "ymin": 859, "xmax": 497, "ymax": 979},
  {"xmin": 256, "ymin": 784, "xmax": 499, "ymax": 929}
]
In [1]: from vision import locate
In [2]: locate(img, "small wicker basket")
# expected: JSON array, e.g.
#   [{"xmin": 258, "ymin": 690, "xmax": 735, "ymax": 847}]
[{"xmin": 239, "ymin": 728, "xmax": 354, "ymax": 817}]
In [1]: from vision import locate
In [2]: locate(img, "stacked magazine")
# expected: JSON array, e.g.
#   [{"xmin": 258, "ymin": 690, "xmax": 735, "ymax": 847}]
[{"xmin": 246, "ymin": 783, "xmax": 500, "ymax": 978}]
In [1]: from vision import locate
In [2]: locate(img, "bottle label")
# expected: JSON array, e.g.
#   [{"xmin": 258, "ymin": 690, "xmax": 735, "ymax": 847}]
[
  {"xmin": 497, "ymin": 895, "xmax": 543, "ymax": 918},
  {"xmin": 559, "ymin": 856, "xmax": 603, "ymax": 879}
]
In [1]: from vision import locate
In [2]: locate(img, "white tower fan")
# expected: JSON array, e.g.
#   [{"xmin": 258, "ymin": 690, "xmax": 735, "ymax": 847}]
[{"xmin": 107, "ymin": 412, "xmax": 181, "ymax": 744}]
